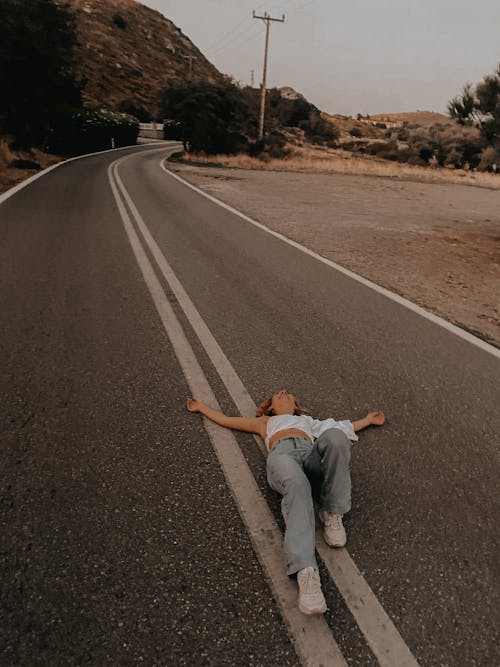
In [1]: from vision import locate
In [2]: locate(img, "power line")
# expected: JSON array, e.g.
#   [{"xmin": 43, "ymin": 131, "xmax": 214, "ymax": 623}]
[
  {"xmin": 205, "ymin": 1, "xmax": 271, "ymax": 53},
  {"xmin": 209, "ymin": 24, "xmax": 262, "ymax": 58},
  {"xmin": 205, "ymin": 15, "xmax": 251, "ymax": 52}
]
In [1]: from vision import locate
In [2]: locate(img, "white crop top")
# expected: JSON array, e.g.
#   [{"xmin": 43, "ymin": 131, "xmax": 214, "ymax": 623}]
[{"xmin": 265, "ymin": 414, "xmax": 358, "ymax": 451}]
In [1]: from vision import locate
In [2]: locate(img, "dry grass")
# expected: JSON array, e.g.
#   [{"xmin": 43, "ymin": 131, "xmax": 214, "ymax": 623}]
[
  {"xmin": 0, "ymin": 136, "xmax": 17, "ymax": 165},
  {"xmin": 181, "ymin": 145, "xmax": 500, "ymax": 190},
  {"xmin": 0, "ymin": 136, "xmax": 62, "ymax": 194}
]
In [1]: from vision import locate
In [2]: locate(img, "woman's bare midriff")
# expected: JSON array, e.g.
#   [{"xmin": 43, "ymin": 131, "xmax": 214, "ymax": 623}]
[{"xmin": 268, "ymin": 428, "xmax": 312, "ymax": 450}]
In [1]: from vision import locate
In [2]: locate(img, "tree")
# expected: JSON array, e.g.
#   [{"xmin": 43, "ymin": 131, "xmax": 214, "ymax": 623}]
[
  {"xmin": 117, "ymin": 99, "xmax": 152, "ymax": 122},
  {"xmin": 0, "ymin": 0, "xmax": 83, "ymax": 147},
  {"xmin": 159, "ymin": 79, "xmax": 248, "ymax": 154},
  {"xmin": 266, "ymin": 88, "xmax": 316, "ymax": 128},
  {"xmin": 448, "ymin": 64, "xmax": 500, "ymax": 149},
  {"xmin": 299, "ymin": 111, "xmax": 339, "ymax": 146}
]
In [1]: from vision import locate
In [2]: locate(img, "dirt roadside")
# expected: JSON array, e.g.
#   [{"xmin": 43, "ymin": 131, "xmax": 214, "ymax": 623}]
[{"xmin": 166, "ymin": 161, "xmax": 500, "ymax": 349}]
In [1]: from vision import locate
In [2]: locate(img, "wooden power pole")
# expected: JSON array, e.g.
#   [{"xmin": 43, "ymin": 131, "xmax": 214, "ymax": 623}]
[{"xmin": 253, "ymin": 11, "xmax": 285, "ymax": 140}]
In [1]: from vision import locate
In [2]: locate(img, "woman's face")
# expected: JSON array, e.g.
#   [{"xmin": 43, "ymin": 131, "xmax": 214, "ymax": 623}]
[{"xmin": 270, "ymin": 389, "xmax": 296, "ymax": 415}]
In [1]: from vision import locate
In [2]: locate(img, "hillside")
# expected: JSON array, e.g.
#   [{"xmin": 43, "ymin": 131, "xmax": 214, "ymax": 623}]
[
  {"xmin": 369, "ymin": 111, "xmax": 452, "ymax": 126},
  {"xmin": 59, "ymin": 0, "xmax": 222, "ymax": 117}
]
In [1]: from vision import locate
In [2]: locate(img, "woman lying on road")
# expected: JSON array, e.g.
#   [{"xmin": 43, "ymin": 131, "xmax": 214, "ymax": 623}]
[{"xmin": 186, "ymin": 389, "xmax": 385, "ymax": 615}]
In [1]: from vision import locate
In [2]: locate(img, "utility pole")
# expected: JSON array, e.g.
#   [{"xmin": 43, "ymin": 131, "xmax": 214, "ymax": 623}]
[
  {"xmin": 251, "ymin": 69, "xmax": 255, "ymax": 87},
  {"xmin": 253, "ymin": 10, "xmax": 285, "ymax": 140}
]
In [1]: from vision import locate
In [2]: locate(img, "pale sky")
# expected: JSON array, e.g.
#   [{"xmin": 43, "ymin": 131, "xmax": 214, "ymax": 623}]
[{"xmin": 141, "ymin": 0, "xmax": 499, "ymax": 116}]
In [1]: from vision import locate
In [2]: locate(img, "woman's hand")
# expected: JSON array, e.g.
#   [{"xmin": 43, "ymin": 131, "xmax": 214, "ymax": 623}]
[
  {"xmin": 367, "ymin": 411, "xmax": 385, "ymax": 426},
  {"xmin": 186, "ymin": 397, "xmax": 202, "ymax": 413}
]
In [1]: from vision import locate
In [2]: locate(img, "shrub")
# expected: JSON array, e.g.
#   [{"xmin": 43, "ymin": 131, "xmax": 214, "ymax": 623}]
[
  {"xmin": 299, "ymin": 111, "xmax": 339, "ymax": 146},
  {"xmin": 47, "ymin": 108, "xmax": 139, "ymax": 155},
  {"xmin": 418, "ymin": 146, "xmax": 434, "ymax": 163},
  {"xmin": 406, "ymin": 153, "xmax": 428, "ymax": 167},
  {"xmin": 248, "ymin": 132, "xmax": 291, "ymax": 160},
  {"xmin": 112, "ymin": 13, "xmax": 127, "ymax": 30},
  {"xmin": 266, "ymin": 88, "xmax": 316, "ymax": 128},
  {"xmin": 443, "ymin": 149, "xmax": 464, "ymax": 169},
  {"xmin": 365, "ymin": 141, "xmax": 389, "ymax": 156},
  {"xmin": 349, "ymin": 127, "xmax": 363, "ymax": 138},
  {"xmin": 163, "ymin": 119, "xmax": 183, "ymax": 140},
  {"xmin": 117, "ymin": 99, "xmax": 151, "ymax": 121},
  {"xmin": 8, "ymin": 158, "xmax": 40, "ymax": 169},
  {"xmin": 477, "ymin": 146, "xmax": 499, "ymax": 172},
  {"xmin": 457, "ymin": 136, "xmax": 484, "ymax": 169}
]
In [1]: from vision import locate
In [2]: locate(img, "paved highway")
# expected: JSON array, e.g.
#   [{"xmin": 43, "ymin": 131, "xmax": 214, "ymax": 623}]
[{"xmin": 1, "ymin": 143, "xmax": 499, "ymax": 666}]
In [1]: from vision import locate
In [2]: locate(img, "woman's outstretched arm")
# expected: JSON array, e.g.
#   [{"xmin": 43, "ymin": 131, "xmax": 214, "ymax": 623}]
[
  {"xmin": 352, "ymin": 411, "xmax": 385, "ymax": 432},
  {"xmin": 186, "ymin": 398, "xmax": 266, "ymax": 437}
]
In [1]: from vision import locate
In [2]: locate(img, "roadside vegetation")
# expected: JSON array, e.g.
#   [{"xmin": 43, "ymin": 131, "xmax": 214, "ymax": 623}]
[
  {"xmin": 160, "ymin": 78, "xmax": 337, "ymax": 159},
  {"xmin": 174, "ymin": 142, "xmax": 500, "ymax": 190},
  {"xmin": 163, "ymin": 65, "xmax": 500, "ymax": 183}
]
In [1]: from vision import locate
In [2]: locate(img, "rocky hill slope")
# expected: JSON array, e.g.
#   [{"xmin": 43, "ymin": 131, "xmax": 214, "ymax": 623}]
[{"xmin": 59, "ymin": 0, "xmax": 222, "ymax": 117}]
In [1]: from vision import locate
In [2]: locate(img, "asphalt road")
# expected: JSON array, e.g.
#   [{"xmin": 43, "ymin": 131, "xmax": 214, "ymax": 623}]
[{"xmin": 1, "ymin": 143, "xmax": 499, "ymax": 666}]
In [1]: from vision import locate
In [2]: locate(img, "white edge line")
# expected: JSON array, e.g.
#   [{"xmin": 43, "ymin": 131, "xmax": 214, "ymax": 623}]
[
  {"xmin": 0, "ymin": 141, "xmax": 181, "ymax": 207},
  {"xmin": 113, "ymin": 152, "xmax": 420, "ymax": 666},
  {"xmin": 108, "ymin": 156, "xmax": 349, "ymax": 667},
  {"xmin": 159, "ymin": 159, "xmax": 500, "ymax": 360}
]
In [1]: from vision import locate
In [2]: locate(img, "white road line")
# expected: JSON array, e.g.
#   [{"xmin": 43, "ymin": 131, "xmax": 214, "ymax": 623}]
[
  {"xmin": 111, "ymin": 155, "xmax": 264, "ymax": 451},
  {"xmin": 112, "ymin": 151, "xmax": 421, "ymax": 666},
  {"xmin": 108, "ymin": 157, "xmax": 349, "ymax": 667},
  {"xmin": 159, "ymin": 159, "xmax": 500, "ymax": 360}
]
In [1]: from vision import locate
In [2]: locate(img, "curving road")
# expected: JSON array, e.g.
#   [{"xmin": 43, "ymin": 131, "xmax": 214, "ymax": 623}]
[{"xmin": 1, "ymin": 143, "xmax": 499, "ymax": 666}]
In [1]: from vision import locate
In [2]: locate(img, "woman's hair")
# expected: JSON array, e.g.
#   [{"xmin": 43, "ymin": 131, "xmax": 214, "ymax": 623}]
[{"xmin": 256, "ymin": 393, "xmax": 308, "ymax": 417}]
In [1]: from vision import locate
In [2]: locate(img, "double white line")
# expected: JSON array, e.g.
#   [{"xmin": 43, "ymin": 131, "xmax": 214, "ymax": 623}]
[{"xmin": 108, "ymin": 151, "xmax": 420, "ymax": 667}]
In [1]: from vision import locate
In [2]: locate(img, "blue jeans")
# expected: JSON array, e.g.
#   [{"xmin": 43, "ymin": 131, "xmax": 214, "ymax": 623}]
[{"xmin": 266, "ymin": 428, "xmax": 352, "ymax": 575}]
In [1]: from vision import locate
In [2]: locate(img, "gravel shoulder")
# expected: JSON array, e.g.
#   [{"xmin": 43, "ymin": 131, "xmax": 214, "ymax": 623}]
[{"xmin": 167, "ymin": 161, "xmax": 500, "ymax": 348}]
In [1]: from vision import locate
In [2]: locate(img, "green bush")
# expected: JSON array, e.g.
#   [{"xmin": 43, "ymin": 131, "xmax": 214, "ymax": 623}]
[
  {"xmin": 159, "ymin": 79, "xmax": 249, "ymax": 154},
  {"xmin": 47, "ymin": 108, "xmax": 139, "ymax": 155}
]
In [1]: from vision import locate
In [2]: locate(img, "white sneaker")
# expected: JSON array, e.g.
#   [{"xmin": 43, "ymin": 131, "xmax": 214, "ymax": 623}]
[
  {"xmin": 297, "ymin": 566, "xmax": 327, "ymax": 615},
  {"xmin": 319, "ymin": 511, "xmax": 347, "ymax": 548}
]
